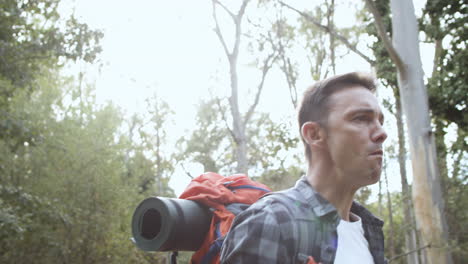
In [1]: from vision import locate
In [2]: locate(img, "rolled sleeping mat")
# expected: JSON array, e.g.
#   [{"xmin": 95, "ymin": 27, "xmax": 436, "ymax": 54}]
[{"xmin": 131, "ymin": 197, "xmax": 212, "ymax": 252}]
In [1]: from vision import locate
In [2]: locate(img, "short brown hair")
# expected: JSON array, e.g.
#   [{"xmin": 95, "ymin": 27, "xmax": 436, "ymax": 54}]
[{"xmin": 298, "ymin": 72, "xmax": 377, "ymax": 163}]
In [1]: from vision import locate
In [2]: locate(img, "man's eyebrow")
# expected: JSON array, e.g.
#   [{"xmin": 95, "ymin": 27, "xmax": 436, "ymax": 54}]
[{"xmin": 349, "ymin": 108, "xmax": 385, "ymax": 122}]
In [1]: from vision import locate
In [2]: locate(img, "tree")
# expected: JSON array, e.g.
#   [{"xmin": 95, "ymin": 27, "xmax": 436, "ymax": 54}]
[
  {"xmin": 420, "ymin": 0, "xmax": 467, "ymax": 133},
  {"xmin": 362, "ymin": 1, "xmax": 421, "ymax": 262},
  {"xmin": 420, "ymin": 3, "xmax": 468, "ymax": 261},
  {"xmin": 0, "ymin": 70, "xmax": 175, "ymax": 264},
  {"xmin": 211, "ymin": 0, "xmax": 279, "ymax": 173},
  {"xmin": 365, "ymin": 0, "xmax": 453, "ymax": 262},
  {"xmin": 177, "ymin": 96, "xmax": 302, "ymax": 189},
  {"xmin": 249, "ymin": 114, "xmax": 303, "ymax": 190},
  {"xmin": 149, "ymin": 96, "xmax": 175, "ymax": 196},
  {"xmin": 123, "ymin": 111, "xmax": 174, "ymax": 198},
  {"xmin": 0, "ymin": 1, "xmax": 184, "ymax": 263},
  {"xmin": 279, "ymin": 1, "xmax": 376, "ymax": 67},
  {"xmin": 175, "ymin": 98, "xmax": 232, "ymax": 174},
  {"xmin": 0, "ymin": 0, "xmax": 102, "ymax": 148}
]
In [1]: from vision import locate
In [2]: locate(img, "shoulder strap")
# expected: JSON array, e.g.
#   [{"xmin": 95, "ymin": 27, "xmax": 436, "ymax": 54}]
[{"xmin": 261, "ymin": 191, "xmax": 319, "ymax": 263}]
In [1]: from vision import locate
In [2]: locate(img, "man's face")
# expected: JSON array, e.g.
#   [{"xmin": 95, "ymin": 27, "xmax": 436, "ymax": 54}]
[{"xmin": 323, "ymin": 86, "xmax": 387, "ymax": 188}]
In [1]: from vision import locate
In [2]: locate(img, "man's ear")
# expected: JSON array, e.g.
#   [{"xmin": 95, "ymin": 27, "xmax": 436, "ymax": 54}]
[{"xmin": 301, "ymin": 121, "xmax": 326, "ymax": 148}]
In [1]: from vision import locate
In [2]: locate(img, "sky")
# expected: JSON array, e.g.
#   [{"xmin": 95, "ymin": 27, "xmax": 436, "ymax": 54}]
[{"xmin": 58, "ymin": 0, "xmax": 430, "ymax": 198}]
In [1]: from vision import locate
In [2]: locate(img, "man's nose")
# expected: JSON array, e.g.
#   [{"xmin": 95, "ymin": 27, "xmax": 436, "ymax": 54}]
[{"xmin": 372, "ymin": 122, "xmax": 387, "ymax": 143}]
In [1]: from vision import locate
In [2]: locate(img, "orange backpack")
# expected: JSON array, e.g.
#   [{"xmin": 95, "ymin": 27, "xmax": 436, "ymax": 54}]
[{"xmin": 179, "ymin": 172, "xmax": 271, "ymax": 264}]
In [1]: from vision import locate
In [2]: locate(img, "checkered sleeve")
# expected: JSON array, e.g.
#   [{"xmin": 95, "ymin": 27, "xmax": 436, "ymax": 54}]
[{"xmin": 220, "ymin": 200, "xmax": 296, "ymax": 264}]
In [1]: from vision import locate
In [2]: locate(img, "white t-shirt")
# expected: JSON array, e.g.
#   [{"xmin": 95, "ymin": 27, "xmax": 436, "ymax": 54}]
[{"xmin": 334, "ymin": 213, "xmax": 375, "ymax": 264}]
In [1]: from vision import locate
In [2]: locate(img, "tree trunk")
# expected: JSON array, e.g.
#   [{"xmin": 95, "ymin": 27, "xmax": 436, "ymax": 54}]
[
  {"xmin": 434, "ymin": 119, "xmax": 448, "ymax": 195},
  {"xmin": 228, "ymin": 56, "xmax": 248, "ymax": 173},
  {"xmin": 384, "ymin": 160, "xmax": 395, "ymax": 258},
  {"xmin": 395, "ymin": 95, "xmax": 420, "ymax": 264},
  {"xmin": 431, "ymin": 39, "xmax": 442, "ymax": 77},
  {"xmin": 212, "ymin": 0, "xmax": 277, "ymax": 174},
  {"xmin": 156, "ymin": 118, "xmax": 163, "ymax": 194},
  {"xmin": 212, "ymin": 0, "xmax": 251, "ymax": 174},
  {"xmin": 389, "ymin": 0, "xmax": 452, "ymax": 263},
  {"xmin": 326, "ymin": 0, "xmax": 336, "ymax": 75},
  {"xmin": 378, "ymin": 173, "xmax": 383, "ymax": 217}
]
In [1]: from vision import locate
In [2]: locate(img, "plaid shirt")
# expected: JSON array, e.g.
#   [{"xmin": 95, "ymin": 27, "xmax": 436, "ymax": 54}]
[{"xmin": 220, "ymin": 176, "xmax": 386, "ymax": 264}]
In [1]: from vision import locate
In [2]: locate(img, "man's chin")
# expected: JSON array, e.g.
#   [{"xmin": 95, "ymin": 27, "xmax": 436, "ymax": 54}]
[
  {"xmin": 367, "ymin": 169, "xmax": 382, "ymax": 185},
  {"xmin": 369, "ymin": 174, "xmax": 381, "ymax": 185}
]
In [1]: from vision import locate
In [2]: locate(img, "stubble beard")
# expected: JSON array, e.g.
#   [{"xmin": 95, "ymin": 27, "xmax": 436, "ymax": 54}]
[{"xmin": 367, "ymin": 160, "xmax": 383, "ymax": 184}]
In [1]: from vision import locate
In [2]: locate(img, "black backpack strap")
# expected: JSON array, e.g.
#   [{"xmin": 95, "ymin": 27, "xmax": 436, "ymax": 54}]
[{"xmin": 261, "ymin": 191, "xmax": 320, "ymax": 263}]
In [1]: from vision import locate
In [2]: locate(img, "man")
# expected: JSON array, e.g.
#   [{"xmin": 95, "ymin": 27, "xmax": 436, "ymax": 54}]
[{"xmin": 220, "ymin": 72, "xmax": 387, "ymax": 264}]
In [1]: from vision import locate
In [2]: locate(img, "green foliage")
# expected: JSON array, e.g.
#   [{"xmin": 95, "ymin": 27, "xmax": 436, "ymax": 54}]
[
  {"xmin": 0, "ymin": 0, "xmax": 102, "ymax": 88},
  {"xmin": 248, "ymin": 113, "xmax": 303, "ymax": 190},
  {"xmin": 441, "ymin": 129, "xmax": 468, "ymax": 263},
  {"xmin": 363, "ymin": 0, "xmax": 397, "ymax": 89},
  {"xmin": 368, "ymin": 192, "xmax": 408, "ymax": 264},
  {"xmin": 176, "ymin": 98, "xmax": 303, "ymax": 190},
  {"xmin": 0, "ymin": 69, "xmax": 173, "ymax": 264},
  {"xmin": 0, "ymin": 0, "xmax": 103, "ymax": 154},
  {"xmin": 297, "ymin": 1, "xmax": 367, "ymax": 80},
  {"xmin": 354, "ymin": 186, "xmax": 372, "ymax": 206},
  {"xmin": 421, "ymin": 0, "xmax": 468, "ymax": 132},
  {"xmin": 175, "ymin": 98, "xmax": 232, "ymax": 173},
  {"xmin": 0, "ymin": 184, "xmax": 69, "ymax": 262},
  {"xmin": 297, "ymin": 4, "xmax": 335, "ymax": 80},
  {"xmin": 124, "ymin": 95, "xmax": 176, "ymax": 197}
]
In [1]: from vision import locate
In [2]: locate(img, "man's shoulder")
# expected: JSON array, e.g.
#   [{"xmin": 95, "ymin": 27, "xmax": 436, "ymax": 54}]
[
  {"xmin": 238, "ymin": 190, "xmax": 298, "ymax": 221},
  {"xmin": 241, "ymin": 186, "xmax": 320, "ymax": 224},
  {"xmin": 221, "ymin": 187, "xmax": 307, "ymax": 263},
  {"xmin": 221, "ymin": 190, "xmax": 301, "ymax": 263},
  {"xmin": 250, "ymin": 186, "xmax": 302, "ymax": 210},
  {"xmin": 224, "ymin": 188, "xmax": 309, "ymax": 236}
]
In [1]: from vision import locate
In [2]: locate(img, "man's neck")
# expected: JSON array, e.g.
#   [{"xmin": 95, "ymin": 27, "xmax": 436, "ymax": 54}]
[{"xmin": 306, "ymin": 164, "xmax": 358, "ymax": 222}]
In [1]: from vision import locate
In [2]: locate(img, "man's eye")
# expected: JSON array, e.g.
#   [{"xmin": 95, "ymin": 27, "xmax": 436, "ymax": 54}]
[{"xmin": 354, "ymin": 116, "xmax": 369, "ymax": 122}]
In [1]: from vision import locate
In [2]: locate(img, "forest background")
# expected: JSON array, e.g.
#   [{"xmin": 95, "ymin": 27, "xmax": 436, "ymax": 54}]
[{"xmin": 0, "ymin": 0, "xmax": 466, "ymax": 263}]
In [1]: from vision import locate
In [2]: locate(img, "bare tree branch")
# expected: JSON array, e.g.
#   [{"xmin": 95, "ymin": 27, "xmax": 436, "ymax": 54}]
[
  {"xmin": 389, "ymin": 244, "xmax": 431, "ymax": 262},
  {"xmin": 213, "ymin": 0, "xmax": 236, "ymax": 21},
  {"xmin": 283, "ymin": 57, "xmax": 298, "ymax": 108},
  {"xmin": 363, "ymin": 0, "xmax": 405, "ymax": 74},
  {"xmin": 276, "ymin": 36, "xmax": 298, "ymax": 108},
  {"xmin": 272, "ymin": 14, "xmax": 298, "ymax": 108},
  {"xmin": 279, "ymin": 1, "xmax": 375, "ymax": 66},
  {"xmin": 244, "ymin": 51, "xmax": 277, "ymax": 125},
  {"xmin": 212, "ymin": 0, "xmax": 231, "ymax": 58},
  {"xmin": 326, "ymin": 0, "xmax": 336, "ymax": 74},
  {"xmin": 232, "ymin": 0, "xmax": 250, "ymax": 60},
  {"xmin": 215, "ymin": 96, "xmax": 236, "ymax": 140},
  {"xmin": 211, "ymin": 0, "xmax": 251, "ymax": 173},
  {"xmin": 180, "ymin": 163, "xmax": 194, "ymax": 179}
]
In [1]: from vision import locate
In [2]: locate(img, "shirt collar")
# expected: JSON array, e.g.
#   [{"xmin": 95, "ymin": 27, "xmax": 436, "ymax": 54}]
[
  {"xmin": 294, "ymin": 176, "xmax": 338, "ymax": 218},
  {"xmin": 351, "ymin": 201, "xmax": 384, "ymax": 227},
  {"xmin": 294, "ymin": 176, "xmax": 383, "ymax": 227}
]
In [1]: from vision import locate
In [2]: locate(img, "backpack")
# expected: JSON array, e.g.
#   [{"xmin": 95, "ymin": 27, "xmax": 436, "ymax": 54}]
[{"xmin": 178, "ymin": 172, "xmax": 271, "ymax": 264}]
